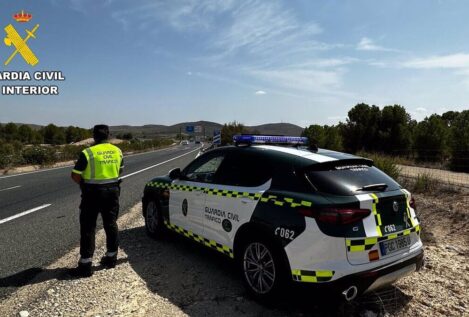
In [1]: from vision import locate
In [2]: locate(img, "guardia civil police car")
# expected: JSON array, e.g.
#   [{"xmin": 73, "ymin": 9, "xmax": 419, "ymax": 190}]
[{"xmin": 142, "ymin": 135, "xmax": 424, "ymax": 301}]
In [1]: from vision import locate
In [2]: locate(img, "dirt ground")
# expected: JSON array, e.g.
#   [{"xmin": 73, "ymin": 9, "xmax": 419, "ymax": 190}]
[
  {"xmin": 392, "ymin": 186, "xmax": 469, "ymax": 317},
  {"xmin": 1, "ymin": 187, "xmax": 468, "ymax": 317}
]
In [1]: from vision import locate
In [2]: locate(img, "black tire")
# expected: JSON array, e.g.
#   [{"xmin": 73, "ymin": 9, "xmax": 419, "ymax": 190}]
[
  {"xmin": 144, "ymin": 198, "xmax": 165, "ymax": 239},
  {"xmin": 238, "ymin": 235, "xmax": 290, "ymax": 302}
]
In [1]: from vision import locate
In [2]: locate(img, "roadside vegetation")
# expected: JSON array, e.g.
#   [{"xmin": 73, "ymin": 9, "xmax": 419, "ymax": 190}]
[
  {"xmin": 219, "ymin": 104, "xmax": 469, "ymax": 173},
  {"xmin": 0, "ymin": 123, "xmax": 172, "ymax": 170},
  {"xmin": 302, "ymin": 104, "xmax": 469, "ymax": 172}
]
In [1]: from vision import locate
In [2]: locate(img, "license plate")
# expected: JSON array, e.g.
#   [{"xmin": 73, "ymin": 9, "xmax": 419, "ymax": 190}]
[{"xmin": 379, "ymin": 236, "xmax": 411, "ymax": 256}]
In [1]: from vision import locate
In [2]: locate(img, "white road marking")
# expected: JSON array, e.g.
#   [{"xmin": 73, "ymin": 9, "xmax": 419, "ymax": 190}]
[
  {"xmin": 0, "ymin": 185, "xmax": 21, "ymax": 192},
  {"xmin": 0, "ymin": 147, "xmax": 198, "ymax": 225},
  {"xmin": 121, "ymin": 147, "xmax": 202, "ymax": 180},
  {"xmin": 0, "ymin": 145, "xmax": 182, "ymax": 180},
  {"xmin": 0, "ymin": 204, "xmax": 51, "ymax": 225}
]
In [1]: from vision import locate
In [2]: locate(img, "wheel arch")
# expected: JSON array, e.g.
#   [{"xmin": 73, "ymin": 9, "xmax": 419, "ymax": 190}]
[
  {"xmin": 142, "ymin": 189, "xmax": 166, "ymax": 217},
  {"xmin": 233, "ymin": 222, "xmax": 292, "ymax": 272}
]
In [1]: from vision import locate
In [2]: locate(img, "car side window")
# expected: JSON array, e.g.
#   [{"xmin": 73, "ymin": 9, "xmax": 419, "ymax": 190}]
[
  {"xmin": 184, "ymin": 154, "xmax": 225, "ymax": 183},
  {"xmin": 216, "ymin": 152, "xmax": 272, "ymax": 187}
]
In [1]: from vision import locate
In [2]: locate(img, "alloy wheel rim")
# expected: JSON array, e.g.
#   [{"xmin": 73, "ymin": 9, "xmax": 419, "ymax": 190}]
[
  {"xmin": 146, "ymin": 201, "xmax": 158, "ymax": 232},
  {"xmin": 243, "ymin": 242, "xmax": 276, "ymax": 294}
]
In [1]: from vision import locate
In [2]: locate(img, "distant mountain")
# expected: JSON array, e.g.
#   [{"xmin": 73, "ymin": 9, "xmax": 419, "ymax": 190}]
[
  {"xmin": 110, "ymin": 121, "xmax": 223, "ymax": 137},
  {"xmin": 109, "ymin": 121, "xmax": 303, "ymax": 137},
  {"xmin": 2, "ymin": 121, "xmax": 304, "ymax": 138}
]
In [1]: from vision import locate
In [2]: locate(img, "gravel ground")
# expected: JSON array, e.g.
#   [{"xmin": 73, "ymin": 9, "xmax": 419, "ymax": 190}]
[{"xmin": 1, "ymin": 189, "xmax": 468, "ymax": 317}]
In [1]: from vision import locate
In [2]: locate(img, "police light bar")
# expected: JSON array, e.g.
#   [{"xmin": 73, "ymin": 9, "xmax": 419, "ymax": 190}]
[{"xmin": 233, "ymin": 135, "xmax": 309, "ymax": 146}]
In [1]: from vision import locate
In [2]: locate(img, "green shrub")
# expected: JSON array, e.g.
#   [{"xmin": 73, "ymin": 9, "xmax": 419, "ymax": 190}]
[
  {"xmin": 60, "ymin": 145, "xmax": 86, "ymax": 161},
  {"xmin": 413, "ymin": 173, "xmax": 437, "ymax": 193},
  {"xmin": 0, "ymin": 142, "xmax": 17, "ymax": 168},
  {"xmin": 357, "ymin": 151, "xmax": 402, "ymax": 180},
  {"xmin": 21, "ymin": 146, "xmax": 57, "ymax": 165}
]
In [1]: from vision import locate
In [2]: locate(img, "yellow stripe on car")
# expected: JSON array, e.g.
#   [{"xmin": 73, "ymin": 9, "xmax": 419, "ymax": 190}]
[{"xmin": 291, "ymin": 269, "xmax": 335, "ymax": 283}]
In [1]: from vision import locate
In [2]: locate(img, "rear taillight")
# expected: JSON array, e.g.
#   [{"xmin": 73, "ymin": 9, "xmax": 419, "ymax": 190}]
[
  {"xmin": 409, "ymin": 195, "xmax": 416, "ymax": 210},
  {"xmin": 299, "ymin": 207, "xmax": 371, "ymax": 225}
]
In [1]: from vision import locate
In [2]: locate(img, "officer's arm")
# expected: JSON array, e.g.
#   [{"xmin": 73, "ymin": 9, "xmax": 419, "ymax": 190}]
[
  {"xmin": 119, "ymin": 157, "xmax": 124, "ymax": 176},
  {"xmin": 71, "ymin": 152, "xmax": 87, "ymax": 185},
  {"xmin": 71, "ymin": 172, "xmax": 82, "ymax": 184}
]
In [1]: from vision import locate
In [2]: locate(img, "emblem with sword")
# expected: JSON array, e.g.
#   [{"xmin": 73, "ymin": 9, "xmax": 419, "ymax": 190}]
[{"xmin": 3, "ymin": 12, "xmax": 40, "ymax": 67}]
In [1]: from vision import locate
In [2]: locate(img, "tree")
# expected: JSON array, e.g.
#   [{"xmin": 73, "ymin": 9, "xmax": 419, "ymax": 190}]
[
  {"xmin": 450, "ymin": 110, "xmax": 469, "ymax": 172},
  {"xmin": 18, "ymin": 125, "xmax": 34, "ymax": 143},
  {"xmin": 341, "ymin": 103, "xmax": 381, "ymax": 152},
  {"xmin": 42, "ymin": 124, "xmax": 66, "ymax": 145},
  {"xmin": 323, "ymin": 125, "xmax": 343, "ymax": 151},
  {"xmin": 378, "ymin": 105, "xmax": 412, "ymax": 155},
  {"xmin": 303, "ymin": 125, "xmax": 343, "ymax": 151},
  {"xmin": 302, "ymin": 124, "xmax": 325, "ymax": 146},
  {"xmin": 441, "ymin": 111, "xmax": 459, "ymax": 127},
  {"xmin": 221, "ymin": 121, "xmax": 247, "ymax": 145},
  {"xmin": 414, "ymin": 115, "xmax": 450, "ymax": 161},
  {"xmin": 2, "ymin": 122, "xmax": 18, "ymax": 142}
]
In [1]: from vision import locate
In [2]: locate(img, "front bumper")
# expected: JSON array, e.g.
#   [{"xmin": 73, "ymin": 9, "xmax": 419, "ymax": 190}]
[{"xmin": 294, "ymin": 249, "xmax": 424, "ymax": 299}]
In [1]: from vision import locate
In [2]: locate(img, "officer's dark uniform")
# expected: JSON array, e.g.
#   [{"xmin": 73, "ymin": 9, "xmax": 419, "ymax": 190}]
[{"xmin": 71, "ymin": 125, "xmax": 123, "ymax": 277}]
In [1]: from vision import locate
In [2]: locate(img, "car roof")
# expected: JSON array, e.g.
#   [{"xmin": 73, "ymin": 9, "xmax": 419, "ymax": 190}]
[{"xmin": 207, "ymin": 145, "xmax": 361, "ymax": 167}]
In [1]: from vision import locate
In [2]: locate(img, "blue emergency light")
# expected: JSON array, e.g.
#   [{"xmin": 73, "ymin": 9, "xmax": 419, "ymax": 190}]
[{"xmin": 233, "ymin": 135, "xmax": 309, "ymax": 146}]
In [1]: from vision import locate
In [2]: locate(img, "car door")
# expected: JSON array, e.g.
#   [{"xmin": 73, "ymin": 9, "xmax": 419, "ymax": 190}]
[
  {"xmin": 168, "ymin": 151, "xmax": 226, "ymax": 237},
  {"xmin": 203, "ymin": 151, "xmax": 272, "ymax": 249}
]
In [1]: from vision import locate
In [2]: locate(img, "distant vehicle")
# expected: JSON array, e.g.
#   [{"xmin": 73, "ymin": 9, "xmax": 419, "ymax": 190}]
[
  {"xmin": 142, "ymin": 135, "xmax": 424, "ymax": 301},
  {"xmin": 180, "ymin": 140, "xmax": 189, "ymax": 145},
  {"xmin": 195, "ymin": 140, "xmax": 201, "ymax": 144}
]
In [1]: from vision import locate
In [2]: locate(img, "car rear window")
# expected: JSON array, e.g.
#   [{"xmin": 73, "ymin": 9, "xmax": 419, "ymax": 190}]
[{"xmin": 305, "ymin": 164, "xmax": 401, "ymax": 196}]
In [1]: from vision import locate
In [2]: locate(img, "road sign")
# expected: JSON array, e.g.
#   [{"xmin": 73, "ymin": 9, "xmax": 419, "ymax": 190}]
[
  {"xmin": 185, "ymin": 125, "xmax": 194, "ymax": 133},
  {"xmin": 194, "ymin": 125, "xmax": 202, "ymax": 133},
  {"xmin": 213, "ymin": 130, "xmax": 221, "ymax": 145}
]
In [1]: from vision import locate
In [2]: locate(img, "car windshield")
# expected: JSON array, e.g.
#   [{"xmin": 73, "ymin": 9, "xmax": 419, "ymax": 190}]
[{"xmin": 305, "ymin": 164, "xmax": 401, "ymax": 196}]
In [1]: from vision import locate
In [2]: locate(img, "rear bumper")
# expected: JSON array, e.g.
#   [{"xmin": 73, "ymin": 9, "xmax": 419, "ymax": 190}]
[{"xmin": 295, "ymin": 249, "xmax": 424, "ymax": 299}]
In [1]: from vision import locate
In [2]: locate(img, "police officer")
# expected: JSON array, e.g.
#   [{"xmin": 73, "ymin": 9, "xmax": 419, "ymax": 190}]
[{"xmin": 70, "ymin": 124, "xmax": 123, "ymax": 277}]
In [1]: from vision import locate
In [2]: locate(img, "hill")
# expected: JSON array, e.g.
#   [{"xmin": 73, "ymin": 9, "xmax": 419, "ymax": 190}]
[
  {"xmin": 109, "ymin": 121, "xmax": 303, "ymax": 137},
  {"xmin": 2, "ymin": 121, "xmax": 304, "ymax": 138}
]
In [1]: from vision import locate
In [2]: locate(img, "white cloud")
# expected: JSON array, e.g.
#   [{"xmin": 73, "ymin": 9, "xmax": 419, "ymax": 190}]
[
  {"xmin": 111, "ymin": 0, "xmax": 236, "ymax": 32},
  {"xmin": 213, "ymin": 1, "xmax": 323, "ymax": 57},
  {"xmin": 356, "ymin": 37, "xmax": 397, "ymax": 52},
  {"xmin": 402, "ymin": 53, "xmax": 469, "ymax": 69},
  {"xmin": 110, "ymin": 0, "xmax": 350, "ymax": 100},
  {"xmin": 409, "ymin": 106, "xmax": 433, "ymax": 121},
  {"xmin": 415, "ymin": 107, "xmax": 428, "ymax": 113},
  {"xmin": 255, "ymin": 90, "xmax": 266, "ymax": 95},
  {"xmin": 248, "ymin": 67, "xmax": 344, "ymax": 95}
]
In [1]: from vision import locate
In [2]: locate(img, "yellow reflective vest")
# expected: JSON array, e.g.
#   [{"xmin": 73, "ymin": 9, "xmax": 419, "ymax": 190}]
[{"xmin": 74, "ymin": 143, "xmax": 123, "ymax": 184}]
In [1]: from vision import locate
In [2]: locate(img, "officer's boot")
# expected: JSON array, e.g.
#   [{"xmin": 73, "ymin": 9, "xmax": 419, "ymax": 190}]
[
  {"xmin": 100, "ymin": 251, "xmax": 117, "ymax": 269},
  {"xmin": 70, "ymin": 259, "xmax": 93, "ymax": 278}
]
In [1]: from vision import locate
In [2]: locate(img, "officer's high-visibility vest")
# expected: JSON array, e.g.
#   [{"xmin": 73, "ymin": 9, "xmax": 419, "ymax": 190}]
[{"xmin": 81, "ymin": 143, "xmax": 123, "ymax": 184}]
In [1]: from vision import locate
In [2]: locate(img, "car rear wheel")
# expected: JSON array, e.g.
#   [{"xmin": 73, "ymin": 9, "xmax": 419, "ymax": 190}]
[
  {"xmin": 144, "ymin": 199, "xmax": 164, "ymax": 239},
  {"xmin": 239, "ymin": 237, "xmax": 289, "ymax": 301}
]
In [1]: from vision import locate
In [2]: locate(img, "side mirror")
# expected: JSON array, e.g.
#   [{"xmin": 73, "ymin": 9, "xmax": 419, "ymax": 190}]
[{"xmin": 169, "ymin": 168, "xmax": 182, "ymax": 180}]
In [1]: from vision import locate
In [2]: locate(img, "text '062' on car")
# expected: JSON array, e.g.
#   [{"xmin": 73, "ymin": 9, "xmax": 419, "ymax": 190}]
[{"xmin": 142, "ymin": 135, "xmax": 424, "ymax": 302}]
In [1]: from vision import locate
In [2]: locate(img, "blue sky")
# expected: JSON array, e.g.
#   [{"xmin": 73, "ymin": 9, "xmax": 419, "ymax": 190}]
[{"xmin": 1, "ymin": 0, "xmax": 469, "ymax": 127}]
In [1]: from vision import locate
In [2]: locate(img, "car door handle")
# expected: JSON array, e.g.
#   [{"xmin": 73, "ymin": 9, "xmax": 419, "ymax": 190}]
[{"xmin": 241, "ymin": 198, "xmax": 252, "ymax": 204}]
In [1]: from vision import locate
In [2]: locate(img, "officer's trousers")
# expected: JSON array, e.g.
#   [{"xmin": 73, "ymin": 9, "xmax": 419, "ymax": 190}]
[{"xmin": 79, "ymin": 184, "xmax": 120, "ymax": 259}]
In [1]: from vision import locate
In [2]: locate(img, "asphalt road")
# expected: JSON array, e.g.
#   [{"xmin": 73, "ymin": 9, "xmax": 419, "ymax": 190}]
[{"xmin": 0, "ymin": 143, "xmax": 200, "ymax": 299}]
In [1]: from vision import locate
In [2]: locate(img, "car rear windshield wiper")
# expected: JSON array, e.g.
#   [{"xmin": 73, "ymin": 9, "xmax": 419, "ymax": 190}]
[{"xmin": 356, "ymin": 183, "xmax": 388, "ymax": 192}]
